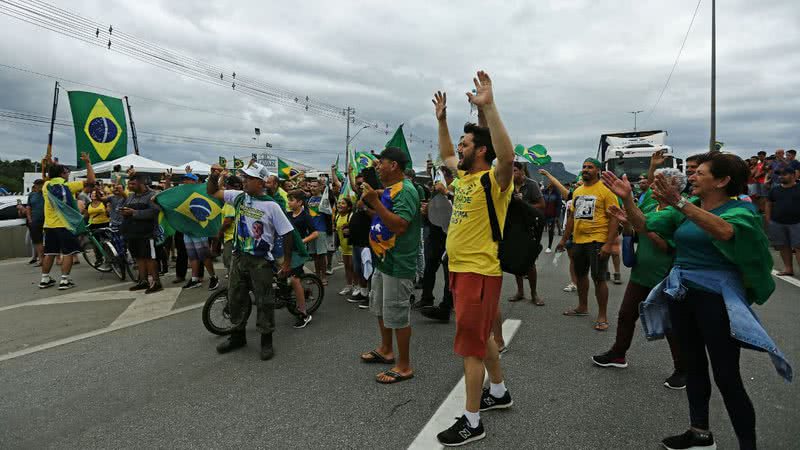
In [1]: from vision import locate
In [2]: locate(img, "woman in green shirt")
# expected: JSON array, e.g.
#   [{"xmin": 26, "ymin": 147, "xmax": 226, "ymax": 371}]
[{"xmin": 592, "ymin": 168, "xmax": 687, "ymax": 391}]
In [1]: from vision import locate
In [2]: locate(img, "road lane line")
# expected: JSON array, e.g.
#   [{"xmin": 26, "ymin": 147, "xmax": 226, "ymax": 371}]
[
  {"xmin": 408, "ymin": 319, "xmax": 522, "ymax": 450},
  {"xmin": 0, "ymin": 283, "xmax": 132, "ymax": 312},
  {"xmin": 772, "ymin": 270, "xmax": 800, "ymax": 288},
  {"xmin": 109, "ymin": 287, "xmax": 182, "ymax": 327},
  {"xmin": 0, "ymin": 302, "xmax": 204, "ymax": 363}
]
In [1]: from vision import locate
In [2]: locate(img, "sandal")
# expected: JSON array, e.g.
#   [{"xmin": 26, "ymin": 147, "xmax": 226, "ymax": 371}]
[
  {"xmin": 593, "ymin": 321, "xmax": 610, "ymax": 331},
  {"xmin": 507, "ymin": 294, "xmax": 525, "ymax": 302},
  {"xmin": 563, "ymin": 308, "xmax": 588, "ymax": 316},
  {"xmin": 376, "ymin": 369, "xmax": 414, "ymax": 384},
  {"xmin": 777, "ymin": 271, "xmax": 795, "ymax": 277},
  {"xmin": 360, "ymin": 350, "xmax": 395, "ymax": 364},
  {"xmin": 533, "ymin": 296, "xmax": 545, "ymax": 306}
]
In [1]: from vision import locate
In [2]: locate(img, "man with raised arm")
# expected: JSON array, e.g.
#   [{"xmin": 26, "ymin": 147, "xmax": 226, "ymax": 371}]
[
  {"xmin": 207, "ymin": 162, "xmax": 294, "ymax": 361},
  {"xmin": 432, "ymin": 71, "xmax": 515, "ymax": 447}
]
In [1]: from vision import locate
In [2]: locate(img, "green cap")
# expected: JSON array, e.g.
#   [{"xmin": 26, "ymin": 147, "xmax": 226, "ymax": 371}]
[{"xmin": 584, "ymin": 157, "xmax": 602, "ymax": 168}]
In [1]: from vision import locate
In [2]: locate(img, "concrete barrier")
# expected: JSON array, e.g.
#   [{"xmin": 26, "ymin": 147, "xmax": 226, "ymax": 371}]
[{"xmin": 0, "ymin": 224, "xmax": 33, "ymax": 260}]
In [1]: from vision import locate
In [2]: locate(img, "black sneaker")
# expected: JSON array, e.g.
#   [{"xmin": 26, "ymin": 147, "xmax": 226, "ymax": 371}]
[
  {"xmin": 592, "ymin": 351, "xmax": 628, "ymax": 368},
  {"xmin": 182, "ymin": 279, "xmax": 202, "ymax": 289},
  {"xmin": 437, "ymin": 415, "xmax": 485, "ymax": 447},
  {"xmin": 357, "ymin": 298, "xmax": 370, "ymax": 309},
  {"xmin": 479, "ymin": 388, "xmax": 513, "ymax": 411},
  {"xmin": 661, "ymin": 429, "xmax": 716, "ymax": 450},
  {"xmin": 145, "ymin": 282, "xmax": 163, "ymax": 294},
  {"xmin": 58, "ymin": 279, "xmax": 75, "ymax": 290},
  {"xmin": 420, "ymin": 306, "xmax": 450, "ymax": 323},
  {"xmin": 38, "ymin": 279, "xmax": 56, "ymax": 289},
  {"xmin": 412, "ymin": 299, "xmax": 434, "ymax": 310},
  {"xmin": 347, "ymin": 292, "xmax": 367, "ymax": 304},
  {"xmin": 129, "ymin": 281, "xmax": 149, "ymax": 291},
  {"xmin": 293, "ymin": 313, "xmax": 312, "ymax": 329},
  {"xmin": 208, "ymin": 276, "xmax": 220, "ymax": 291},
  {"xmin": 664, "ymin": 371, "xmax": 687, "ymax": 390}
]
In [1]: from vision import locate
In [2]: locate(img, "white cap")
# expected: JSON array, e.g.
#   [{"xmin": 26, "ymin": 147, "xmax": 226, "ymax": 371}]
[{"xmin": 239, "ymin": 162, "xmax": 269, "ymax": 180}]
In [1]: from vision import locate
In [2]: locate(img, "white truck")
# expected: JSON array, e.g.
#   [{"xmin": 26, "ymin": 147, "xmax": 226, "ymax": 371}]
[{"xmin": 596, "ymin": 130, "xmax": 683, "ymax": 180}]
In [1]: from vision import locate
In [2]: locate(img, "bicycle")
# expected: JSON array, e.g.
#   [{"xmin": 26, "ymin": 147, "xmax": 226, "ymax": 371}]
[
  {"xmin": 79, "ymin": 227, "xmax": 134, "ymax": 281},
  {"xmin": 202, "ymin": 266, "xmax": 325, "ymax": 335}
]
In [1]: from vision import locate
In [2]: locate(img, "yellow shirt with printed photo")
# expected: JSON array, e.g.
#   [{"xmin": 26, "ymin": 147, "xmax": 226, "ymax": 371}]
[
  {"xmin": 569, "ymin": 181, "xmax": 619, "ymax": 244},
  {"xmin": 446, "ymin": 168, "xmax": 513, "ymax": 276}
]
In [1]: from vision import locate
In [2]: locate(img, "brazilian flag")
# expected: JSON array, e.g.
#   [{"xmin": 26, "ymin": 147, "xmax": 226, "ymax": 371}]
[
  {"xmin": 514, "ymin": 144, "xmax": 552, "ymax": 166},
  {"xmin": 155, "ymin": 184, "xmax": 224, "ymax": 237},
  {"xmin": 278, "ymin": 158, "xmax": 300, "ymax": 180},
  {"xmin": 219, "ymin": 156, "xmax": 228, "ymax": 167},
  {"xmin": 233, "ymin": 157, "xmax": 244, "ymax": 169},
  {"xmin": 67, "ymin": 91, "xmax": 127, "ymax": 169},
  {"xmin": 355, "ymin": 152, "xmax": 377, "ymax": 171}
]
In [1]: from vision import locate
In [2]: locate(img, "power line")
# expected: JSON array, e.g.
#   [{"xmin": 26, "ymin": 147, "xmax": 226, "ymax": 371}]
[{"xmin": 642, "ymin": 0, "xmax": 703, "ymax": 126}]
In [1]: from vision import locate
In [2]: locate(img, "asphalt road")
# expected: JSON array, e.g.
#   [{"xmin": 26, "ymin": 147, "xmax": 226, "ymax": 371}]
[{"xmin": 0, "ymin": 246, "xmax": 798, "ymax": 449}]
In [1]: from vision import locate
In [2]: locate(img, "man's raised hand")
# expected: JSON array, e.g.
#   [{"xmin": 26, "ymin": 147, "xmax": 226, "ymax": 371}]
[
  {"xmin": 432, "ymin": 91, "xmax": 447, "ymax": 121},
  {"xmin": 466, "ymin": 71, "xmax": 494, "ymax": 107}
]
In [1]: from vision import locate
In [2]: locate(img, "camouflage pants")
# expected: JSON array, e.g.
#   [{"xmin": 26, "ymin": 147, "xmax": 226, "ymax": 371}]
[{"xmin": 228, "ymin": 253, "xmax": 275, "ymax": 335}]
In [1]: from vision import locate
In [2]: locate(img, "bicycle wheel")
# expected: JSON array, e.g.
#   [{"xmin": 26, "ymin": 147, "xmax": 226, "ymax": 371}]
[
  {"xmin": 202, "ymin": 288, "xmax": 253, "ymax": 335},
  {"xmin": 81, "ymin": 240, "xmax": 109, "ymax": 271},
  {"xmin": 124, "ymin": 250, "xmax": 136, "ymax": 281},
  {"xmin": 297, "ymin": 273, "xmax": 324, "ymax": 315},
  {"xmin": 102, "ymin": 241, "xmax": 125, "ymax": 280}
]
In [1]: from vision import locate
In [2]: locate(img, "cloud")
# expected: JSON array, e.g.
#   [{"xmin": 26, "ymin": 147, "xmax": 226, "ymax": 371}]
[{"xmin": 0, "ymin": 0, "xmax": 797, "ymax": 173}]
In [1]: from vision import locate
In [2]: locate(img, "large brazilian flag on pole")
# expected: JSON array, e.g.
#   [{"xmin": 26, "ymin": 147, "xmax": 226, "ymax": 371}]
[{"xmin": 67, "ymin": 91, "xmax": 128, "ymax": 169}]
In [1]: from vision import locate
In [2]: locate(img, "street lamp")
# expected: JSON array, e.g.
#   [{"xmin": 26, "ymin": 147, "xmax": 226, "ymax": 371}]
[
  {"xmin": 347, "ymin": 125, "xmax": 370, "ymax": 146},
  {"xmin": 628, "ymin": 110, "xmax": 644, "ymax": 131}
]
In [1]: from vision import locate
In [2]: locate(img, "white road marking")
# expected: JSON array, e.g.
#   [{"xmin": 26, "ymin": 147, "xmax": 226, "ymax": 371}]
[
  {"xmin": 110, "ymin": 287, "xmax": 182, "ymax": 327},
  {"xmin": 0, "ymin": 257, "xmax": 30, "ymax": 267},
  {"xmin": 408, "ymin": 319, "xmax": 522, "ymax": 450},
  {"xmin": 772, "ymin": 270, "xmax": 800, "ymax": 288},
  {"xmin": 0, "ymin": 282, "xmax": 132, "ymax": 313},
  {"xmin": 0, "ymin": 302, "xmax": 203, "ymax": 363}
]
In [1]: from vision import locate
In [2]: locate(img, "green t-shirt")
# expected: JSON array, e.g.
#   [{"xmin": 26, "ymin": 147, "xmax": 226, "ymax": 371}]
[
  {"xmin": 673, "ymin": 201, "xmax": 739, "ymax": 272},
  {"xmin": 370, "ymin": 179, "xmax": 421, "ymax": 279},
  {"xmin": 629, "ymin": 226, "xmax": 674, "ymax": 288}
]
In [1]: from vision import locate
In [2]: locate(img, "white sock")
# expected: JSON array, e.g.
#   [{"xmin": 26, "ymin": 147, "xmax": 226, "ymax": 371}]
[
  {"xmin": 464, "ymin": 411, "xmax": 480, "ymax": 428},
  {"xmin": 490, "ymin": 381, "xmax": 507, "ymax": 398},
  {"xmin": 191, "ymin": 277, "xmax": 199, "ymax": 282},
  {"xmin": 361, "ymin": 287, "xmax": 369, "ymax": 296},
  {"xmin": 41, "ymin": 274, "xmax": 51, "ymax": 282}
]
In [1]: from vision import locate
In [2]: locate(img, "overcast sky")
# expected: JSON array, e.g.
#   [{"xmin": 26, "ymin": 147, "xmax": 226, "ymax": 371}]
[{"xmin": 0, "ymin": 0, "xmax": 797, "ymax": 173}]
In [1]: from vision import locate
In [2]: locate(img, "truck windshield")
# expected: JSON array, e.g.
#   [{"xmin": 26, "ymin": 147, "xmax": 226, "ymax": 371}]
[{"xmin": 605, "ymin": 156, "xmax": 674, "ymax": 180}]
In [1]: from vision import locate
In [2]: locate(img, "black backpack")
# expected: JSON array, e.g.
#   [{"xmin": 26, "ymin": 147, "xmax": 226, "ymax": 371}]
[{"xmin": 481, "ymin": 173, "xmax": 545, "ymax": 276}]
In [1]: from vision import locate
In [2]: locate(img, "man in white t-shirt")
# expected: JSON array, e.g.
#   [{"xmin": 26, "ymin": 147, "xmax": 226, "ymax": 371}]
[{"xmin": 207, "ymin": 162, "xmax": 294, "ymax": 361}]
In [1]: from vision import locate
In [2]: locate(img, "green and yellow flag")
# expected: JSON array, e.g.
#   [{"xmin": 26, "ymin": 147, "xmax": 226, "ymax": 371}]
[
  {"xmin": 385, "ymin": 124, "xmax": 412, "ymax": 168},
  {"xmin": 354, "ymin": 151, "xmax": 377, "ymax": 171},
  {"xmin": 219, "ymin": 156, "xmax": 228, "ymax": 167},
  {"xmin": 278, "ymin": 158, "xmax": 300, "ymax": 180},
  {"xmin": 514, "ymin": 144, "xmax": 552, "ymax": 166},
  {"xmin": 233, "ymin": 157, "xmax": 244, "ymax": 169},
  {"xmin": 67, "ymin": 91, "xmax": 128, "ymax": 169},
  {"xmin": 155, "ymin": 184, "xmax": 224, "ymax": 237}
]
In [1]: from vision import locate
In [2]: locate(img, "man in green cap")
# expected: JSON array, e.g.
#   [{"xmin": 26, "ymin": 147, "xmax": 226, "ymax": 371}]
[{"xmin": 557, "ymin": 157, "xmax": 620, "ymax": 331}]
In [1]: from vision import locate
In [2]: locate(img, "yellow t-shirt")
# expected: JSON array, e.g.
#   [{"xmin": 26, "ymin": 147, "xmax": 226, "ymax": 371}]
[
  {"xmin": 570, "ymin": 181, "xmax": 619, "ymax": 244},
  {"xmin": 87, "ymin": 202, "xmax": 110, "ymax": 225},
  {"xmin": 446, "ymin": 168, "xmax": 513, "ymax": 276},
  {"xmin": 42, "ymin": 178, "xmax": 85, "ymax": 229},
  {"xmin": 336, "ymin": 213, "xmax": 353, "ymax": 255},
  {"xmin": 222, "ymin": 204, "xmax": 236, "ymax": 242}
]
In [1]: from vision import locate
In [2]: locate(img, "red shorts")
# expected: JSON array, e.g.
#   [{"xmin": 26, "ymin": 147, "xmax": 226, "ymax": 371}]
[{"xmin": 450, "ymin": 272, "xmax": 503, "ymax": 359}]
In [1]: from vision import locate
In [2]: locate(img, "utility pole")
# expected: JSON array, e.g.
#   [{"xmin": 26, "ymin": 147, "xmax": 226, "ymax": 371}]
[
  {"xmin": 709, "ymin": 0, "xmax": 717, "ymax": 152},
  {"xmin": 344, "ymin": 107, "xmax": 353, "ymax": 153},
  {"xmin": 124, "ymin": 96, "xmax": 140, "ymax": 155},
  {"xmin": 628, "ymin": 110, "xmax": 644, "ymax": 131},
  {"xmin": 43, "ymin": 81, "xmax": 59, "ymax": 177}
]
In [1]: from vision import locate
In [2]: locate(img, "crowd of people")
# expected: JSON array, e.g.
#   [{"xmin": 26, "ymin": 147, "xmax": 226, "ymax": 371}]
[{"xmin": 16, "ymin": 71, "xmax": 796, "ymax": 449}]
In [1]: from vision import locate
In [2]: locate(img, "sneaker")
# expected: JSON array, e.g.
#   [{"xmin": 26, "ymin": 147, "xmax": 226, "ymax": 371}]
[
  {"xmin": 338, "ymin": 286, "xmax": 353, "ymax": 296},
  {"xmin": 664, "ymin": 371, "xmax": 687, "ymax": 390},
  {"xmin": 145, "ymin": 282, "xmax": 164, "ymax": 294},
  {"xmin": 545, "ymin": 248, "xmax": 552, "ymax": 253},
  {"xmin": 28, "ymin": 257, "xmax": 38, "ymax": 264},
  {"xmin": 437, "ymin": 415, "xmax": 485, "ymax": 447},
  {"xmin": 661, "ymin": 429, "xmax": 716, "ymax": 450},
  {"xmin": 479, "ymin": 387, "xmax": 513, "ymax": 411},
  {"xmin": 347, "ymin": 292, "xmax": 367, "ymax": 304},
  {"xmin": 293, "ymin": 313, "xmax": 312, "ymax": 329},
  {"xmin": 325, "ymin": 268, "xmax": 334, "ymax": 275},
  {"xmin": 38, "ymin": 279, "xmax": 56, "ymax": 289},
  {"xmin": 182, "ymin": 279, "xmax": 202, "ymax": 289},
  {"xmin": 420, "ymin": 306, "xmax": 450, "ymax": 323},
  {"xmin": 358, "ymin": 298, "xmax": 370, "ymax": 309},
  {"xmin": 208, "ymin": 276, "xmax": 220, "ymax": 291},
  {"xmin": 591, "ymin": 351, "xmax": 628, "ymax": 368},
  {"xmin": 412, "ymin": 299, "xmax": 434, "ymax": 310},
  {"xmin": 613, "ymin": 272, "xmax": 622, "ymax": 285},
  {"xmin": 563, "ymin": 283, "xmax": 577, "ymax": 292},
  {"xmin": 58, "ymin": 279, "xmax": 75, "ymax": 290},
  {"xmin": 129, "ymin": 281, "xmax": 149, "ymax": 291}
]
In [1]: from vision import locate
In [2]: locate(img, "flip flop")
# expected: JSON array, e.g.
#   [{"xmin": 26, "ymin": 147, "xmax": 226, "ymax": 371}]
[
  {"xmin": 360, "ymin": 350, "xmax": 395, "ymax": 364},
  {"xmin": 594, "ymin": 321, "xmax": 610, "ymax": 331},
  {"xmin": 777, "ymin": 271, "xmax": 795, "ymax": 277},
  {"xmin": 376, "ymin": 369, "xmax": 414, "ymax": 384},
  {"xmin": 563, "ymin": 309, "xmax": 588, "ymax": 316}
]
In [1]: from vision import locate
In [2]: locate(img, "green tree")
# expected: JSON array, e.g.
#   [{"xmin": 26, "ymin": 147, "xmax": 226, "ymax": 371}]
[{"xmin": 0, "ymin": 159, "xmax": 36, "ymax": 193}]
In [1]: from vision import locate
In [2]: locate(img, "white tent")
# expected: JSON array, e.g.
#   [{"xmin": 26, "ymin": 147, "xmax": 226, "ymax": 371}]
[
  {"xmin": 174, "ymin": 160, "xmax": 212, "ymax": 175},
  {"xmin": 71, "ymin": 154, "xmax": 180, "ymax": 177}
]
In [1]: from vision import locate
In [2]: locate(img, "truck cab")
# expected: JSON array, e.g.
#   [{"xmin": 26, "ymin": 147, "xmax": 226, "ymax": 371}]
[{"xmin": 597, "ymin": 130, "xmax": 683, "ymax": 181}]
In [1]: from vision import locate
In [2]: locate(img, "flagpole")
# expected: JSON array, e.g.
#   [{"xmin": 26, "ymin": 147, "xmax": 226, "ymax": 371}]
[
  {"xmin": 709, "ymin": 0, "xmax": 716, "ymax": 152},
  {"xmin": 43, "ymin": 81, "xmax": 59, "ymax": 177},
  {"xmin": 124, "ymin": 96, "xmax": 140, "ymax": 155}
]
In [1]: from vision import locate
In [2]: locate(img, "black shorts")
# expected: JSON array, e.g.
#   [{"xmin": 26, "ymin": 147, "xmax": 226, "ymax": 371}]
[
  {"xmin": 128, "ymin": 237, "xmax": 157, "ymax": 260},
  {"xmin": 29, "ymin": 222, "xmax": 44, "ymax": 245},
  {"xmin": 572, "ymin": 241, "xmax": 610, "ymax": 281},
  {"xmin": 290, "ymin": 265, "xmax": 305, "ymax": 278},
  {"xmin": 43, "ymin": 227, "xmax": 81, "ymax": 256}
]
